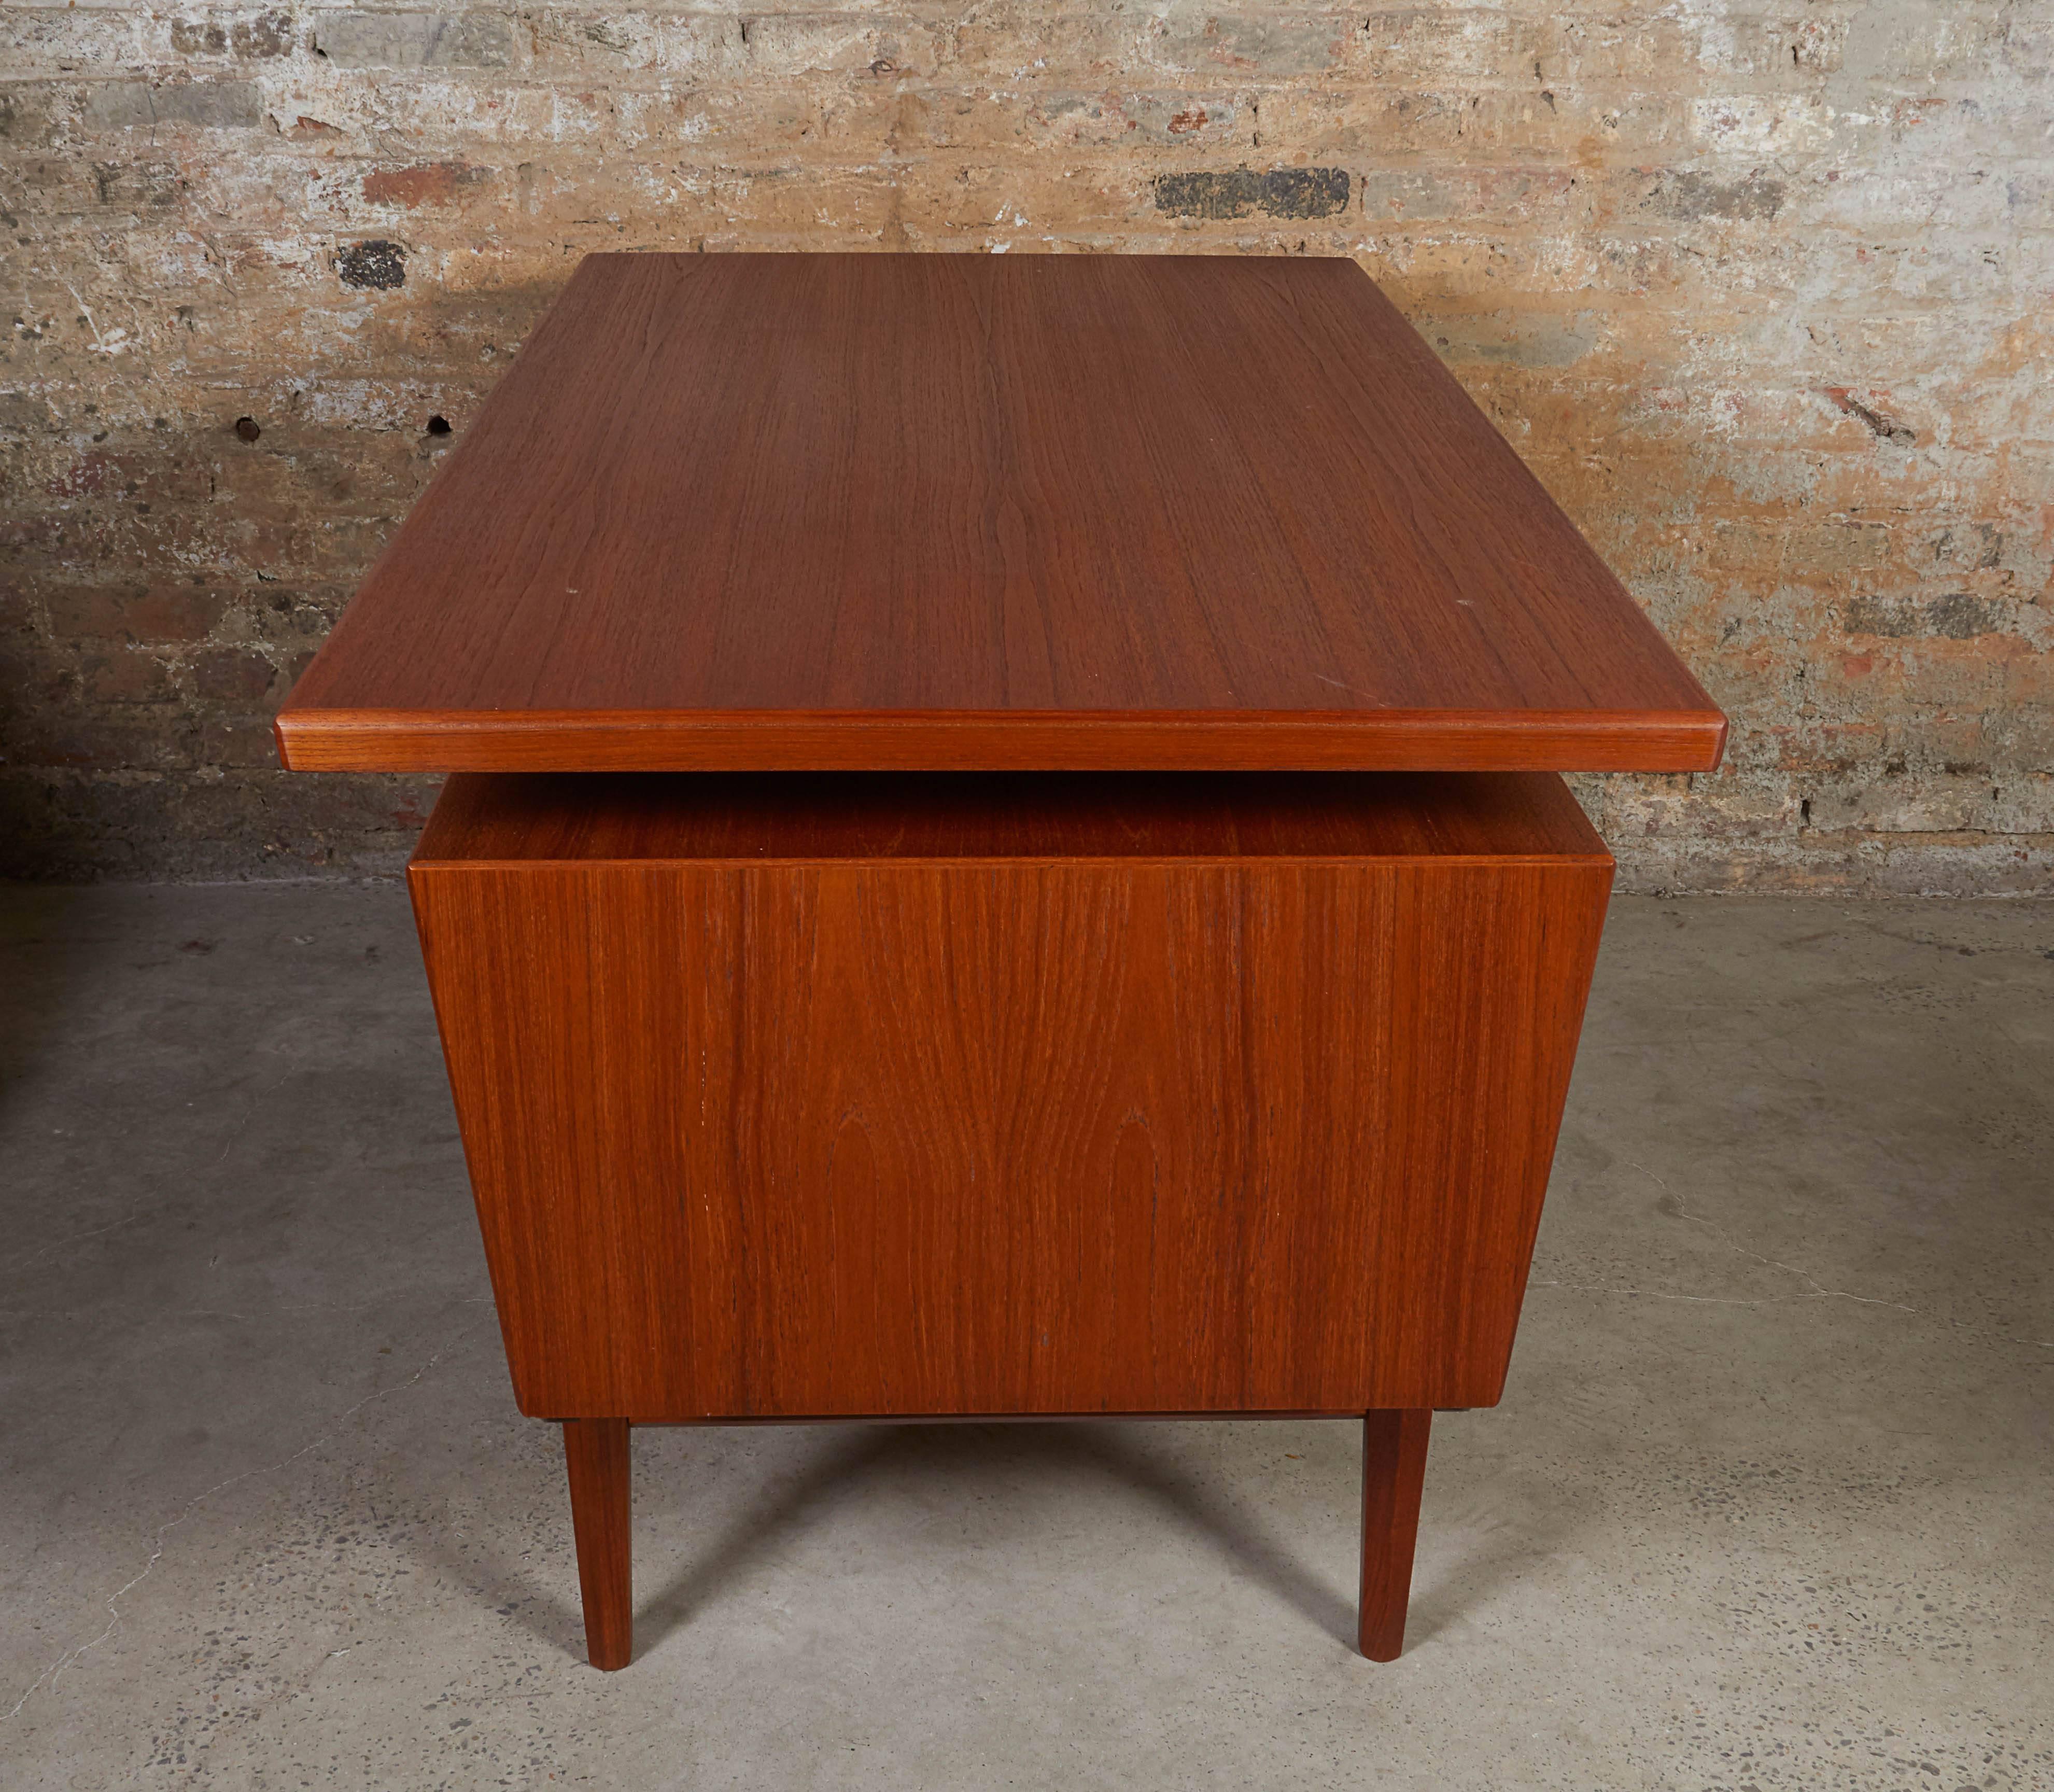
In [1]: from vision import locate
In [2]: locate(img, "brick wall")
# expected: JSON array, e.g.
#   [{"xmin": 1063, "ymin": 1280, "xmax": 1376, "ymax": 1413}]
[{"xmin": 2, "ymin": 2, "xmax": 2048, "ymax": 889}]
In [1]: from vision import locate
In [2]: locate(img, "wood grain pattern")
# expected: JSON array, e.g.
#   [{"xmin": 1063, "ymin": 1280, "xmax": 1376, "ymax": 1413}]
[
  {"xmin": 280, "ymin": 254, "xmax": 1725, "ymax": 774},
  {"xmin": 562, "ymin": 1419, "xmax": 633, "ymax": 1670},
  {"xmin": 410, "ymin": 769, "xmax": 1613, "ymax": 1421},
  {"xmin": 412, "ymin": 768, "xmax": 1620, "ymax": 865},
  {"xmin": 1360, "ymin": 1409, "xmax": 1433, "ymax": 1662}
]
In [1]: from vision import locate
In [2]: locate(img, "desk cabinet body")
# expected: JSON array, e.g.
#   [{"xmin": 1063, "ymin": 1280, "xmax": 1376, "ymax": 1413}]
[{"xmin": 409, "ymin": 771, "xmax": 1612, "ymax": 1425}]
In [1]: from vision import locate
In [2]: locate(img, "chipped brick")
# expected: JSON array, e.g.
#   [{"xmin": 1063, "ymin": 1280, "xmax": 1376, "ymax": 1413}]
[
  {"xmin": 83, "ymin": 80, "xmax": 262, "ymax": 132},
  {"xmin": 314, "ymin": 10, "xmax": 513, "ymax": 69},
  {"xmin": 1824, "ymin": 389, "xmax": 1918, "ymax": 446},
  {"xmin": 1160, "ymin": 15, "xmax": 1348, "ymax": 76}
]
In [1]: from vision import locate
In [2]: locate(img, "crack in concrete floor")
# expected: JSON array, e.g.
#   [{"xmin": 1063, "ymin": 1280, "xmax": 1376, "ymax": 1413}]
[{"xmin": 2, "ymin": 1319, "xmax": 485, "ymax": 1727}]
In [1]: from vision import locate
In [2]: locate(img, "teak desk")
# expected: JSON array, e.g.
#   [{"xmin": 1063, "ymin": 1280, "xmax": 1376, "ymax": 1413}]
[{"xmin": 277, "ymin": 253, "xmax": 1724, "ymax": 1670}]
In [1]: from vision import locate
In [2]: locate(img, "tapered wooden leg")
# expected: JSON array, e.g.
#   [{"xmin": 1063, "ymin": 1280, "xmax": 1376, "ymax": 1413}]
[
  {"xmin": 1359, "ymin": 1408, "xmax": 1431, "ymax": 1661},
  {"xmin": 562, "ymin": 1419, "xmax": 632, "ymax": 1670}
]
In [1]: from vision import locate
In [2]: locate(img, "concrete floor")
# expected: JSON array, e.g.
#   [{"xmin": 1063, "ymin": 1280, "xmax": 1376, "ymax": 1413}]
[{"xmin": 1, "ymin": 886, "xmax": 2049, "ymax": 1791}]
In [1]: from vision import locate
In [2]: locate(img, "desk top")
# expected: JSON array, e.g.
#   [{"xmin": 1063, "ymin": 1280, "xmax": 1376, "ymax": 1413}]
[{"xmin": 276, "ymin": 253, "xmax": 1724, "ymax": 774}]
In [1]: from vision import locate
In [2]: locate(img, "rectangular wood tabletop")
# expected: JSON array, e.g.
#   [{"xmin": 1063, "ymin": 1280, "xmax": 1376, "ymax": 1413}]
[{"xmin": 277, "ymin": 253, "xmax": 1724, "ymax": 774}]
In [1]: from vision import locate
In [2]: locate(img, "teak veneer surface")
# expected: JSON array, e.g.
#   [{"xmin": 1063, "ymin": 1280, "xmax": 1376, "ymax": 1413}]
[
  {"xmin": 412, "ymin": 769, "xmax": 1612, "ymax": 865},
  {"xmin": 410, "ymin": 769, "xmax": 1611, "ymax": 1420},
  {"xmin": 280, "ymin": 253, "xmax": 1725, "ymax": 775}
]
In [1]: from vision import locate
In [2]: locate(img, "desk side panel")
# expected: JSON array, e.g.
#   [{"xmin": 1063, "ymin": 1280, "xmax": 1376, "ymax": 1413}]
[{"xmin": 410, "ymin": 852, "xmax": 1610, "ymax": 1418}]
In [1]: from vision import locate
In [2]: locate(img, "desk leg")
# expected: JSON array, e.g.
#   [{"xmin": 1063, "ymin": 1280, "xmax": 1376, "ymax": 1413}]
[
  {"xmin": 1359, "ymin": 1409, "xmax": 1431, "ymax": 1661},
  {"xmin": 563, "ymin": 1419, "xmax": 632, "ymax": 1670}
]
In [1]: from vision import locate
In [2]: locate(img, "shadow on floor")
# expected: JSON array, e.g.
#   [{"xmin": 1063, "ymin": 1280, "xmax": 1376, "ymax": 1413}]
[{"xmin": 626, "ymin": 1420, "xmax": 1371, "ymax": 1657}]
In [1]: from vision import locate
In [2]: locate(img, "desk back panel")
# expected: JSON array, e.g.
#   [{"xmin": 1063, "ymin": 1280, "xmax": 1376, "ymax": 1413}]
[{"xmin": 410, "ymin": 772, "xmax": 1612, "ymax": 1418}]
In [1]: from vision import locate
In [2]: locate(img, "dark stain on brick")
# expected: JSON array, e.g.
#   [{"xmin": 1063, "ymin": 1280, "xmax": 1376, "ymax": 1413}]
[
  {"xmin": 338, "ymin": 240, "xmax": 406, "ymax": 290},
  {"xmin": 1824, "ymin": 387, "xmax": 1916, "ymax": 445},
  {"xmin": 1843, "ymin": 593, "xmax": 2009, "ymax": 639},
  {"xmin": 1156, "ymin": 169, "xmax": 1257, "ymax": 218},
  {"xmin": 1153, "ymin": 166, "xmax": 1350, "ymax": 220},
  {"xmin": 1263, "ymin": 167, "xmax": 1350, "ymax": 217},
  {"xmin": 1645, "ymin": 170, "xmax": 1785, "ymax": 221}
]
